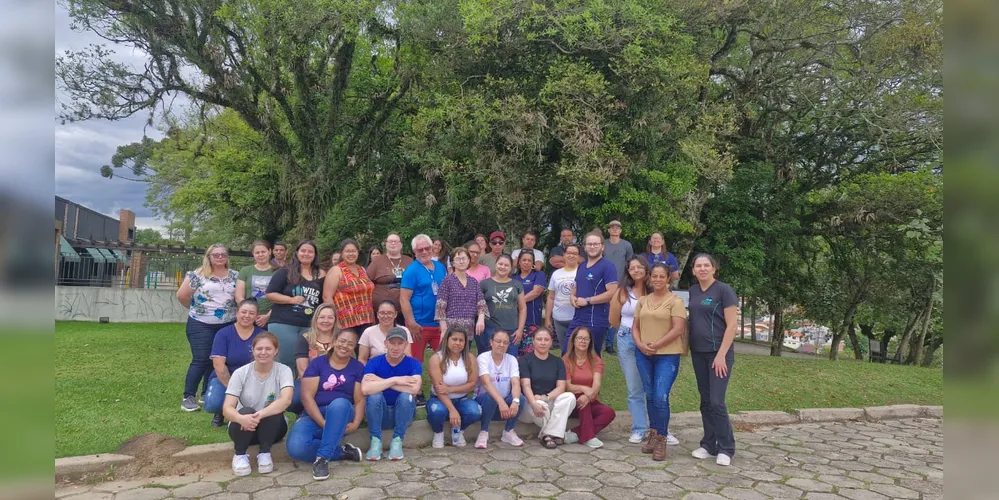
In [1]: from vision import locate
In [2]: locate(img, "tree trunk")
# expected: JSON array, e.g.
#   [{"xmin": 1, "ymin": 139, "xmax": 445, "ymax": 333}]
[
  {"xmin": 740, "ymin": 296, "xmax": 746, "ymax": 339},
  {"xmin": 921, "ymin": 337, "xmax": 943, "ymax": 367},
  {"xmin": 909, "ymin": 279, "xmax": 936, "ymax": 366},
  {"xmin": 828, "ymin": 299, "xmax": 860, "ymax": 361},
  {"xmin": 847, "ymin": 321, "xmax": 863, "ymax": 360},
  {"xmin": 895, "ymin": 309, "xmax": 922, "ymax": 363},
  {"xmin": 769, "ymin": 305, "xmax": 785, "ymax": 357},
  {"xmin": 859, "ymin": 323, "xmax": 875, "ymax": 359}
]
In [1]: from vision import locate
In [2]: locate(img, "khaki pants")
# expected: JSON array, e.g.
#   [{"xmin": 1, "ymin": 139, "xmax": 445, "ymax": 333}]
[{"xmin": 519, "ymin": 393, "xmax": 576, "ymax": 438}]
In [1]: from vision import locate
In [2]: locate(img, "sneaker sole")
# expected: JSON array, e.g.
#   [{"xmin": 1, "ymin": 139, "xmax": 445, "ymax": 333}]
[
  {"xmin": 258, "ymin": 466, "xmax": 273, "ymax": 474},
  {"xmin": 313, "ymin": 474, "xmax": 329, "ymax": 480},
  {"xmin": 501, "ymin": 438, "xmax": 524, "ymax": 447},
  {"xmin": 181, "ymin": 406, "xmax": 200, "ymax": 412},
  {"xmin": 233, "ymin": 468, "xmax": 251, "ymax": 476},
  {"xmin": 389, "ymin": 456, "xmax": 403, "ymax": 461}
]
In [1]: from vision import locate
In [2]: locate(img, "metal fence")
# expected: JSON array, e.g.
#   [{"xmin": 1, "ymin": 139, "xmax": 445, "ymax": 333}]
[
  {"xmin": 141, "ymin": 254, "xmax": 254, "ymax": 289},
  {"xmin": 57, "ymin": 249, "xmax": 253, "ymax": 290}
]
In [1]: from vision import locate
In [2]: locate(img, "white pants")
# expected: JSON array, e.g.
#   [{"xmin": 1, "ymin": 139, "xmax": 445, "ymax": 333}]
[{"xmin": 519, "ymin": 392, "xmax": 576, "ymax": 438}]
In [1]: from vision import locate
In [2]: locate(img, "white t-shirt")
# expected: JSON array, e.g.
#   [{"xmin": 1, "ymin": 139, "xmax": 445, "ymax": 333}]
[
  {"xmin": 359, "ymin": 325, "xmax": 413, "ymax": 358},
  {"xmin": 476, "ymin": 351, "xmax": 520, "ymax": 399},
  {"xmin": 548, "ymin": 267, "xmax": 578, "ymax": 322},
  {"xmin": 225, "ymin": 361, "xmax": 295, "ymax": 411},
  {"xmin": 621, "ymin": 288, "xmax": 640, "ymax": 329},
  {"xmin": 432, "ymin": 355, "xmax": 470, "ymax": 400}
]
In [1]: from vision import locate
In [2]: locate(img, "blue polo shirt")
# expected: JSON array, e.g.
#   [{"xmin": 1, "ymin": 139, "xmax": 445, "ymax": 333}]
[
  {"xmin": 363, "ymin": 354, "xmax": 423, "ymax": 405},
  {"xmin": 570, "ymin": 257, "xmax": 619, "ymax": 329},
  {"xmin": 400, "ymin": 260, "xmax": 447, "ymax": 326},
  {"xmin": 209, "ymin": 324, "xmax": 264, "ymax": 378}
]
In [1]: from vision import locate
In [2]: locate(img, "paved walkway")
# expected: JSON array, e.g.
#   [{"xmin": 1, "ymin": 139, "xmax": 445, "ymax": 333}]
[{"xmin": 56, "ymin": 417, "xmax": 942, "ymax": 500}]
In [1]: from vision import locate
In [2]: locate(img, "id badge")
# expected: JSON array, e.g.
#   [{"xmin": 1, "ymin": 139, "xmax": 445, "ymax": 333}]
[
  {"xmin": 393, "ymin": 268, "xmax": 403, "ymax": 279},
  {"xmin": 431, "ymin": 279, "xmax": 439, "ymax": 296}
]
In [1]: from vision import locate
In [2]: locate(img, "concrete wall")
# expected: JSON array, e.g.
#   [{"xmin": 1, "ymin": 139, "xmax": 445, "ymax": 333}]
[{"xmin": 56, "ymin": 286, "xmax": 188, "ymax": 323}]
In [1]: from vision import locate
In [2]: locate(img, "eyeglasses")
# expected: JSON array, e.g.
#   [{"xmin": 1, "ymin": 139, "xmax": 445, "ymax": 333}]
[
  {"xmin": 492, "ymin": 339, "xmax": 510, "ymax": 346},
  {"xmin": 210, "ymin": 253, "xmax": 228, "ymax": 258},
  {"xmin": 414, "ymin": 246, "xmax": 431, "ymax": 253},
  {"xmin": 585, "ymin": 243, "xmax": 601, "ymax": 247},
  {"xmin": 377, "ymin": 311, "xmax": 397, "ymax": 316}
]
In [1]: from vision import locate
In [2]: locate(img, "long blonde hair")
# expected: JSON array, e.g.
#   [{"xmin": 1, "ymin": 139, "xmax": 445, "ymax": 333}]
[
  {"xmin": 197, "ymin": 244, "xmax": 229, "ymax": 277},
  {"xmin": 303, "ymin": 303, "xmax": 339, "ymax": 355}
]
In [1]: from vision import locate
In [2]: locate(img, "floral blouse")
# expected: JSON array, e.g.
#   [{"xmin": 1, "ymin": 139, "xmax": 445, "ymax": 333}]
[{"xmin": 187, "ymin": 269, "xmax": 239, "ymax": 324}]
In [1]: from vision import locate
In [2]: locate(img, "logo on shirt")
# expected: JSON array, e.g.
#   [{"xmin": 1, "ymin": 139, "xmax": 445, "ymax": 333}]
[
  {"xmin": 701, "ymin": 297, "xmax": 714, "ymax": 305},
  {"xmin": 323, "ymin": 373, "xmax": 347, "ymax": 391},
  {"xmin": 586, "ymin": 272, "xmax": 594, "ymax": 281},
  {"xmin": 492, "ymin": 287, "xmax": 513, "ymax": 304}
]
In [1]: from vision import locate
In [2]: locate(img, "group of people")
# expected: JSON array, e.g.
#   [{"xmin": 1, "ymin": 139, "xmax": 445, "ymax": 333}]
[{"xmin": 175, "ymin": 224, "xmax": 739, "ymax": 480}]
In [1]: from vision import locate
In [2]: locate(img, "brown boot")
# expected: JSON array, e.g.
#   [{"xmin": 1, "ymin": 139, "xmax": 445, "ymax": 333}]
[
  {"xmin": 641, "ymin": 430, "xmax": 659, "ymax": 454},
  {"xmin": 652, "ymin": 432, "xmax": 667, "ymax": 461}
]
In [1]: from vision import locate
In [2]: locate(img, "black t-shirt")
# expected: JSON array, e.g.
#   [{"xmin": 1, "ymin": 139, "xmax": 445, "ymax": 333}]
[
  {"xmin": 688, "ymin": 280, "xmax": 738, "ymax": 353},
  {"xmin": 519, "ymin": 352, "xmax": 566, "ymax": 395},
  {"xmin": 265, "ymin": 268, "xmax": 324, "ymax": 327}
]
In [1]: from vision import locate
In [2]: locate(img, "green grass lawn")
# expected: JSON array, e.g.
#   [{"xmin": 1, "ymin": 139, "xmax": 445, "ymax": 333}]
[{"xmin": 56, "ymin": 321, "xmax": 942, "ymax": 458}]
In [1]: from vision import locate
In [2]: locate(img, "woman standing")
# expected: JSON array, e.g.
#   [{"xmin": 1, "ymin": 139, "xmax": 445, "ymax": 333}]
[
  {"xmin": 545, "ymin": 243, "xmax": 579, "ymax": 352},
  {"xmin": 204, "ymin": 299, "xmax": 266, "ymax": 427},
  {"xmin": 687, "ymin": 254, "xmax": 738, "ymax": 466},
  {"xmin": 265, "ymin": 241, "xmax": 326, "ymax": 376},
  {"xmin": 518, "ymin": 327, "xmax": 575, "ymax": 449},
  {"xmin": 609, "ymin": 257, "xmax": 651, "ymax": 444},
  {"xmin": 632, "ymin": 263, "xmax": 688, "ymax": 461},
  {"xmin": 641, "ymin": 233, "xmax": 680, "ymax": 283},
  {"xmin": 368, "ymin": 246, "xmax": 382, "ymax": 266},
  {"xmin": 435, "ymin": 247, "xmax": 487, "ymax": 344},
  {"xmin": 474, "ymin": 234, "xmax": 489, "ymax": 258},
  {"xmin": 479, "ymin": 255, "xmax": 526, "ymax": 356},
  {"xmin": 222, "ymin": 332, "xmax": 294, "ymax": 476},
  {"xmin": 513, "ymin": 251, "xmax": 546, "ymax": 356},
  {"xmin": 177, "ymin": 244, "xmax": 239, "ymax": 412},
  {"xmin": 323, "ymin": 239, "xmax": 376, "ymax": 334},
  {"xmin": 474, "ymin": 330, "xmax": 524, "ymax": 449},
  {"xmin": 465, "ymin": 242, "xmax": 492, "ymax": 283},
  {"xmin": 426, "ymin": 328, "xmax": 482, "ymax": 448},
  {"xmin": 562, "ymin": 327, "xmax": 616, "ymax": 448},
  {"xmin": 285, "ymin": 329, "xmax": 365, "ymax": 480},
  {"xmin": 431, "ymin": 239, "xmax": 452, "ymax": 272},
  {"xmin": 367, "ymin": 233, "xmax": 414, "ymax": 321},
  {"xmin": 236, "ymin": 240, "xmax": 277, "ymax": 328},
  {"xmin": 358, "ymin": 301, "xmax": 413, "ymax": 363}
]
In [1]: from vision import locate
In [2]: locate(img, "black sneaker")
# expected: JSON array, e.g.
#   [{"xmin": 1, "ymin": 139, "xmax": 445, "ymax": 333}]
[
  {"xmin": 415, "ymin": 393, "xmax": 427, "ymax": 408},
  {"xmin": 211, "ymin": 412, "xmax": 225, "ymax": 427},
  {"xmin": 341, "ymin": 443, "xmax": 362, "ymax": 462},
  {"xmin": 312, "ymin": 457, "xmax": 330, "ymax": 480}
]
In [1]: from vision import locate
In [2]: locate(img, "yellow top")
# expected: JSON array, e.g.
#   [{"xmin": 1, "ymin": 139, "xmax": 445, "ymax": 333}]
[{"xmin": 635, "ymin": 292, "xmax": 688, "ymax": 355}]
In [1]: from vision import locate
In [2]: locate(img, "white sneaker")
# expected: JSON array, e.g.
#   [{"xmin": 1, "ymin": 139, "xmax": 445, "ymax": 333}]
[
  {"xmin": 454, "ymin": 432, "xmax": 467, "ymax": 447},
  {"xmin": 629, "ymin": 432, "xmax": 643, "ymax": 444},
  {"xmin": 691, "ymin": 447, "xmax": 716, "ymax": 459},
  {"xmin": 665, "ymin": 432, "xmax": 680, "ymax": 446},
  {"xmin": 716, "ymin": 453, "xmax": 732, "ymax": 466},
  {"xmin": 584, "ymin": 437, "xmax": 604, "ymax": 448},
  {"xmin": 256, "ymin": 452, "xmax": 273, "ymax": 474},
  {"xmin": 501, "ymin": 430, "xmax": 524, "ymax": 447},
  {"xmin": 432, "ymin": 432, "xmax": 445, "ymax": 449},
  {"xmin": 475, "ymin": 431, "xmax": 489, "ymax": 449},
  {"xmin": 232, "ymin": 454, "xmax": 251, "ymax": 476},
  {"xmin": 564, "ymin": 430, "xmax": 579, "ymax": 444}
]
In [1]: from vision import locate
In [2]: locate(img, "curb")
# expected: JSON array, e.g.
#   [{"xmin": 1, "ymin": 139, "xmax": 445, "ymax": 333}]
[{"xmin": 55, "ymin": 403, "xmax": 943, "ymax": 477}]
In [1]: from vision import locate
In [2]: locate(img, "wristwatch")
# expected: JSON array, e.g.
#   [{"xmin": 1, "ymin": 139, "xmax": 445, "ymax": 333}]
[{"xmin": 585, "ymin": 297, "xmax": 591, "ymax": 306}]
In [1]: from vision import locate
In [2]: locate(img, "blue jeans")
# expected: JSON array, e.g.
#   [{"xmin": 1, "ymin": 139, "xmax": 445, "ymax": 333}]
[
  {"xmin": 476, "ymin": 393, "xmax": 525, "ymax": 432},
  {"xmin": 605, "ymin": 326, "xmax": 618, "ymax": 351},
  {"xmin": 266, "ymin": 323, "xmax": 309, "ymax": 377},
  {"xmin": 426, "ymin": 396, "xmax": 483, "ymax": 433},
  {"xmin": 203, "ymin": 377, "xmax": 227, "ymax": 414},
  {"xmin": 616, "ymin": 326, "xmax": 648, "ymax": 436},
  {"xmin": 286, "ymin": 398, "xmax": 354, "ymax": 462},
  {"xmin": 184, "ymin": 318, "xmax": 231, "ymax": 398},
  {"xmin": 635, "ymin": 351, "xmax": 680, "ymax": 435},
  {"xmin": 365, "ymin": 392, "xmax": 416, "ymax": 440},
  {"xmin": 567, "ymin": 323, "xmax": 610, "ymax": 356},
  {"xmin": 482, "ymin": 325, "xmax": 519, "ymax": 356},
  {"xmin": 288, "ymin": 380, "xmax": 303, "ymax": 415}
]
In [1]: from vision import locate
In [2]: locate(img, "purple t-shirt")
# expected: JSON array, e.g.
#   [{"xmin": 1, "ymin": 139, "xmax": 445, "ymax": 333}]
[
  {"xmin": 644, "ymin": 251, "xmax": 680, "ymax": 274},
  {"xmin": 209, "ymin": 324, "xmax": 264, "ymax": 377},
  {"xmin": 435, "ymin": 273, "xmax": 484, "ymax": 324},
  {"xmin": 302, "ymin": 356, "xmax": 364, "ymax": 407},
  {"xmin": 513, "ymin": 270, "xmax": 546, "ymax": 326},
  {"xmin": 570, "ymin": 257, "xmax": 619, "ymax": 329}
]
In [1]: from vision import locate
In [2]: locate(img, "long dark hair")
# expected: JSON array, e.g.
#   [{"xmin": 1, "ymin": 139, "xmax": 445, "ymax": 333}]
[
  {"xmin": 565, "ymin": 326, "xmax": 598, "ymax": 377},
  {"xmin": 437, "ymin": 326, "xmax": 474, "ymax": 379},
  {"xmin": 517, "ymin": 248, "xmax": 536, "ymax": 275},
  {"xmin": 287, "ymin": 240, "xmax": 321, "ymax": 285},
  {"xmin": 617, "ymin": 256, "xmax": 651, "ymax": 305}
]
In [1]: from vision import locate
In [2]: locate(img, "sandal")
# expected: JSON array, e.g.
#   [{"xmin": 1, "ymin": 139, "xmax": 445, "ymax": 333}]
[
  {"xmin": 540, "ymin": 435, "xmax": 558, "ymax": 449},
  {"xmin": 551, "ymin": 436, "xmax": 565, "ymax": 445}
]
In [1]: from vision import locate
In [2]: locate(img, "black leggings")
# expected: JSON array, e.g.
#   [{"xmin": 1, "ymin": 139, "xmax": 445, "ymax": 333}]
[{"xmin": 228, "ymin": 407, "xmax": 288, "ymax": 455}]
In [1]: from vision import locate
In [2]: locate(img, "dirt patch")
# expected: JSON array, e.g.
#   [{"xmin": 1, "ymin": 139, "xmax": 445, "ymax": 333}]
[{"xmin": 58, "ymin": 434, "xmax": 226, "ymax": 485}]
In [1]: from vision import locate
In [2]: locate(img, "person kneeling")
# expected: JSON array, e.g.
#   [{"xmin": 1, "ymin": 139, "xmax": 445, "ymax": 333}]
[
  {"xmin": 360, "ymin": 327, "xmax": 422, "ymax": 460},
  {"xmin": 286, "ymin": 328, "xmax": 365, "ymax": 480},
  {"xmin": 563, "ymin": 327, "xmax": 616, "ymax": 448},
  {"xmin": 222, "ymin": 332, "xmax": 294, "ymax": 476},
  {"xmin": 427, "ymin": 327, "xmax": 482, "ymax": 448},
  {"xmin": 519, "ymin": 327, "xmax": 576, "ymax": 448}
]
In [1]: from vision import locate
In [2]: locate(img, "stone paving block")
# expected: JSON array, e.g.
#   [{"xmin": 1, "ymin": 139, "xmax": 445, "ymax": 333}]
[
  {"xmin": 684, "ymin": 494, "xmax": 727, "ymax": 500},
  {"xmin": 837, "ymin": 489, "xmax": 890, "ymax": 500},
  {"xmin": 91, "ymin": 479, "xmax": 148, "ymax": 493},
  {"xmin": 477, "ymin": 472, "xmax": 522, "ymax": 489},
  {"xmin": 786, "ymin": 478, "xmax": 833, "ymax": 492},
  {"xmin": 172, "ymin": 481, "xmax": 224, "ymax": 497},
  {"xmin": 816, "ymin": 474, "xmax": 864, "ymax": 489},
  {"xmin": 61, "ymin": 493, "xmax": 113, "ymax": 500},
  {"xmin": 435, "ymin": 476, "xmax": 479, "ymax": 492},
  {"xmin": 922, "ymin": 405, "xmax": 943, "ymax": 418},
  {"xmin": 355, "ymin": 472, "xmax": 403, "ymax": 487},
  {"xmin": 796, "ymin": 408, "xmax": 864, "ymax": 423},
  {"xmin": 863, "ymin": 404, "xmax": 923, "ymax": 421},
  {"xmin": 471, "ymin": 488, "xmax": 517, "ymax": 500},
  {"xmin": 252, "ymin": 486, "xmax": 302, "ymax": 500},
  {"xmin": 303, "ymin": 478, "xmax": 352, "ymax": 496},
  {"xmin": 804, "ymin": 494, "xmax": 847, "ymax": 500},
  {"xmin": 754, "ymin": 482, "xmax": 805, "ymax": 498},
  {"xmin": 869, "ymin": 484, "xmax": 920, "ymax": 499},
  {"xmin": 385, "ymin": 481, "xmax": 435, "ymax": 498},
  {"xmin": 340, "ymin": 487, "xmax": 388, "ymax": 499},
  {"xmin": 143, "ymin": 474, "xmax": 200, "ymax": 487},
  {"xmin": 719, "ymin": 487, "xmax": 770, "ymax": 500},
  {"xmin": 111, "ymin": 488, "xmax": 170, "ymax": 500},
  {"xmin": 556, "ymin": 493, "xmax": 602, "ymax": 500},
  {"xmin": 202, "ymin": 493, "xmax": 250, "ymax": 500},
  {"xmin": 555, "ymin": 475, "xmax": 602, "ymax": 491},
  {"xmin": 514, "ymin": 481, "xmax": 561, "ymax": 497},
  {"xmin": 55, "ymin": 485, "xmax": 92, "ymax": 498},
  {"xmin": 225, "ymin": 476, "xmax": 275, "ymax": 493}
]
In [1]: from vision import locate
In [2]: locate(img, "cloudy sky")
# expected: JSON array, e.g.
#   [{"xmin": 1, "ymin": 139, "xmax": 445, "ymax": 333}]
[{"xmin": 55, "ymin": 4, "xmax": 170, "ymax": 234}]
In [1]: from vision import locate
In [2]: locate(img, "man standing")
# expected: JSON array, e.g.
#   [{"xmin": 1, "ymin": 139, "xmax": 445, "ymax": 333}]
[
  {"xmin": 547, "ymin": 228, "xmax": 575, "ymax": 270},
  {"xmin": 602, "ymin": 220, "xmax": 634, "ymax": 354},
  {"xmin": 399, "ymin": 234, "xmax": 446, "ymax": 408},
  {"xmin": 271, "ymin": 241, "xmax": 289, "ymax": 268},
  {"xmin": 568, "ymin": 232, "xmax": 619, "ymax": 356},
  {"xmin": 478, "ymin": 231, "xmax": 506, "ymax": 273},
  {"xmin": 512, "ymin": 230, "xmax": 545, "ymax": 272}
]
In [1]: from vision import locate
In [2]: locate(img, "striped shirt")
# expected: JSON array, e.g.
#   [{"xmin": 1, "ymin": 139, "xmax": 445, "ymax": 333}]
[{"xmin": 332, "ymin": 262, "xmax": 375, "ymax": 328}]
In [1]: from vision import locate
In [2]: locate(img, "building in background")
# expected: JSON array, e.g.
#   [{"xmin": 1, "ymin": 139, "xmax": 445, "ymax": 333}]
[{"xmin": 55, "ymin": 196, "xmax": 134, "ymax": 286}]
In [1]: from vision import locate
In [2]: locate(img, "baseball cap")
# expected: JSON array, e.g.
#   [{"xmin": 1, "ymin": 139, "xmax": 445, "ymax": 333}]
[
  {"xmin": 607, "ymin": 220, "xmax": 622, "ymax": 228},
  {"xmin": 386, "ymin": 327, "xmax": 409, "ymax": 342},
  {"xmin": 489, "ymin": 231, "xmax": 506, "ymax": 241}
]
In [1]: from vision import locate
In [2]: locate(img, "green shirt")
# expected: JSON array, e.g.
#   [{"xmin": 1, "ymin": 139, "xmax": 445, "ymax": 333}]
[{"xmin": 237, "ymin": 265, "xmax": 278, "ymax": 314}]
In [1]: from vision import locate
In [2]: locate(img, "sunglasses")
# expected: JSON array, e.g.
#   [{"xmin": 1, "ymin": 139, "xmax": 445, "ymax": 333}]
[{"xmin": 490, "ymin": 240, "xmax": 505, "ymax": 245}]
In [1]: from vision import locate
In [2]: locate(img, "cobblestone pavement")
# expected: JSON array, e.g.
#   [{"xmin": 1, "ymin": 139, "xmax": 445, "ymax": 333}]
[{"xmin": 56, "ymin": 417, "xmax": 943, "ymax": 500}]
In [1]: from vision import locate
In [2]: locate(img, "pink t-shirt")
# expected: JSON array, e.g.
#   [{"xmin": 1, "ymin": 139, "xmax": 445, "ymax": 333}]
[{"xmin": 467, "ymin": 264, "xmax": 492, "ymax": 283}]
